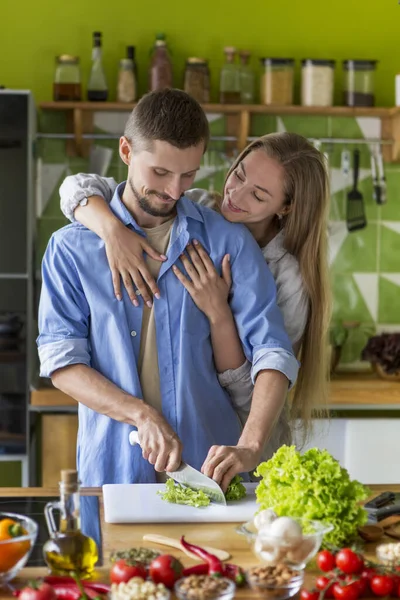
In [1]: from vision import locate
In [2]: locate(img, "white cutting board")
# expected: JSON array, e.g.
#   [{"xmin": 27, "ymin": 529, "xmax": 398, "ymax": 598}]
[{"xmin": 103, "ymin": 482, "xmax": 258, "ymax": 524}]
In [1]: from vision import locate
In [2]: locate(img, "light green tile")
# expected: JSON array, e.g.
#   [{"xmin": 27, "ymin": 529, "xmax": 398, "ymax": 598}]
[
  {"xmin": 279, "ymin": 116, "xmax": 328, "ymax": 138},
  {"xmin": 380, "ymin": 167, "xmax": 400, "ymax": 221},
  {"xmin": 38, "ymin": 137, "xmax": 68, "ymax": 163},
  {"xmin": 38, "ymin": 111, "xmax": 67, "ymax": 134},
  {"xmin": 250, "ymin": 115, "xmax": 277, "ymax": 137},
  {"xmin": 378, "ymin": 276, "xmax": 400, "ymax": 323},
  {"xmin": 379, "ymin": 225, "xmax": 400, "ymax": 272},
  {"xmin": 329, "ymin": 190, "xmax": 346, "ymax": 221},
  {"xmin": 331, "ymin": 224, "xmax": 378, "ymax": 273},
  {"xmin": 329, "ymin": 117, "xmax": 364, "ymax": 140},
  {"xmin": 331, "ymin": 274, "xmax": 375, "ymax": 323},
  {"xmin": 37, "ymin": 218, "xmax": 69, "ymax": 265}
]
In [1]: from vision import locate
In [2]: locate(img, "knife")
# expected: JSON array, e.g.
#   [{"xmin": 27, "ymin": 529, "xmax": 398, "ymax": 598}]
[{"xmin": 128, "ymin": 431, "xmax": 227, "ymax": 505}]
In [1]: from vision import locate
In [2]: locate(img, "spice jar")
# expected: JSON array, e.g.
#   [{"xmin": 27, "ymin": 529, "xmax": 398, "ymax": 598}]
[
  {"xmin": 117, "ymin": 58, "xmax": 137, "ymax": 103},
  {"xmin": 260, "ymin": 58, "xmax": 294, "ymax": 106},
  {"xmin": 149, "ymin": 32, "xmax": 173, "ymax": 92},
  {"xmin": 53, "ymin": 55, "xmax": 81, "ymax": 101},
  {"xmin": 343, "ymin": 60, "xmax": 377, "ymax": 107},
  {"xmin": 301, "ymin": 59, "xmax": 335, "ymax": 107},
  {"xmin": 184, "ymin": 58, "xmax": 210, "ymax": 103},
  {"xmin": 219, "ymin": 47, "xmax": 241, "ymax": 104}
]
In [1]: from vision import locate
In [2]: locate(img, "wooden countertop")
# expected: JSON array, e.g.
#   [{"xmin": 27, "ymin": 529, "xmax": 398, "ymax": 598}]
[
  {"xmin": 0, "ymin": 485, "xmax": 397, "ymax": 599},
  {"xmin": 31, "ymin": 373, "xmax": 400, "ymax": 409}
]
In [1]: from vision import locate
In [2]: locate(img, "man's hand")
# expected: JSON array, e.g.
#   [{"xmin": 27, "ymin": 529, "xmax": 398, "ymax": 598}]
[
  {"xmin": 201, "ymin": 444, "xmax": 262, "ymax": 492},
  {"xmin": 137, "ymin": 407, "xmax": 183, "ymax": 473}
]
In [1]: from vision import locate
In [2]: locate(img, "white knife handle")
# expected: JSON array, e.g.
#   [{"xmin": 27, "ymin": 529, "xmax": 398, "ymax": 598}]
[{"xmin": 129, "ymin": 431, "xmax": 140, "ymax": 447}]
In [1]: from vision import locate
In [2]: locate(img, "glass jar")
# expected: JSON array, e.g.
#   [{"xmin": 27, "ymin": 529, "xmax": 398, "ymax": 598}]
[
  {"xmin": 117, "ymin": 58, "xmax": 137, "ymax": 103},
  {"xmin": 260, "ymin": 58, "xmax": 294, "ymax": 105},
  {"xmin": 239, "ymin": 51, "xmax": 255, "ymax": 104},
  {"xmin": 149, "ymin": 33, "xmax": 173, "ymax": 92},
  {"xmin": 184, "ymin": 58, "xmax": 210, "ymax": 103},
  {"xmin": 343, "ymin": 60, "xmax": 377, "ymax": 107},
  {"xmin": 53, "ymin": 55, "xmax": 81, "ymax": 101},
  {"xmin": 301, "ymin": 59, "xmax": 335, "ymax": 107},
  {"xmin": 219, "ymin": 47, "xmax": 241, "ymax": 104}
]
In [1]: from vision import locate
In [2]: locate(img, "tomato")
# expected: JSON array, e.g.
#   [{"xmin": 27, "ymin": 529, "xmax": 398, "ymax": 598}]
[
  {"xmin": 360, "ymin": 568, "xmax": 376, "ymax": 582},
  {"xmin": 335, "ymin": 549, "xmax": 364, "ymax": 575},
  {"xmin": 149, "ymin": 554, "xmax": 184, "ymax": 589},
  {"xmin": 370, "ymin": 575, "xmax": 394, "ymax": 597},
  {"xmin": 333, "ymin": 582, "xmax": 360, "ymax": 600},
  {"xmin": 316, "ymin": 576, "xmax": 335, "ymax": 598},
  {"xmin": 317, "ymin": 550, "xmax": 336, "ymax": 573},
  {"xmin": 110, "ymin": 559, "xmax": 147, "ymax": 584},
  {"xmin": 19, "ymin": 583, "xmax": 57, "ymax": 600},
  {"xmin": 345, "ymin": 577, "xmax": 368, "ymax": 598},
  {"xmin": 300, "ymin": 590, "xmax": 320, "ymax": 600}
]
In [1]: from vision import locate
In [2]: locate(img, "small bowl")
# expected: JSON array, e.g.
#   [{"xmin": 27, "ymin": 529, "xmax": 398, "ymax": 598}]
[
  {"xmin": 246, "ymin": 566, "xmax": 304, "ymax": 599},
  {"xmin": 174, "ymin": 576, "xmax": 235, "ymax": 600},
  {"xmin": 236, "ymin": 517, "xmax": 333, "ymax": 568},
  {"xmin": 0, "ymin": 512, "xmax": 38, "ymax": 585}
]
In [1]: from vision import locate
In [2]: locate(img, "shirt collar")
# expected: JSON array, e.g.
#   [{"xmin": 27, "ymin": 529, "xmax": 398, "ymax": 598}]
[{"xmin": 109, "ymin": 182, "xmax": 204, "ymax": 232}]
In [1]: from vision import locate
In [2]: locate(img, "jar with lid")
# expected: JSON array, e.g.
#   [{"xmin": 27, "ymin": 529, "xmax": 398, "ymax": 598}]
[
  {"xmin": 149, "ymin": 33, "xmax": 173, "ymax": 92},
  {"xmin": 260, "ymin": 58, "xmax": 294, "ymax": 106},
  {"xmin": 343, "ymin": 60, "xmax": 377, "ymax": 107},
  {"xmin": 219, "ymin": 47, "xmax": 241, "ymax": 104},
  {"xmin": 53, "ymin": 55, "xmax": 81, "ymax": 101},
  {"xmin": 301, "ymin": 59, "xmax": 335, "ymax": 107},
  {"xmin": 117, "ymin": 47, "xmax": 137, "ymax": 103},
  {"xmin": 184, "ymin": 58, "xmax": 210, "ymax": 103}
]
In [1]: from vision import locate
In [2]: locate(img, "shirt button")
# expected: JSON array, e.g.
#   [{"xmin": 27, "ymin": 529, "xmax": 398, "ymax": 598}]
[{"xmin": 130, "ymin": 330, "xmax": 137, "ymax": 337}]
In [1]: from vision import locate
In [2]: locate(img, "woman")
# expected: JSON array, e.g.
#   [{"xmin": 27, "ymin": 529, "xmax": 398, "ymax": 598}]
[{"xmin": 59, "ymin": 131, "xmax": 331, "ymax": 458}]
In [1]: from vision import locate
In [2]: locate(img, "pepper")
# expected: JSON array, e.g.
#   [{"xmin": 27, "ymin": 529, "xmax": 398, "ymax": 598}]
[
  {"xmin": 14, "ymin": 582, "xmax": 107, "ymax": 600},
  {"xmin": 43, "ymin": 577, "xmax": 110, "ymax": 594},
  {"xmin": 180, "ymin": 537, "xmax": 224, "ymax": 577}
]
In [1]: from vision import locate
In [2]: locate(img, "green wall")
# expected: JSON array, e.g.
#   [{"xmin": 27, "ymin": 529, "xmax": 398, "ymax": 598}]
[{"xmin": 2, "ymin": 0, "xmax": 400, "ymax": 105}]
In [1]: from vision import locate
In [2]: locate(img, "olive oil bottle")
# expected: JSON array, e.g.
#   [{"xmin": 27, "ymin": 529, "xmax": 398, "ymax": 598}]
[{"xmin": 43, "ymin": 469, "xmax": 98, "ymax": 578}]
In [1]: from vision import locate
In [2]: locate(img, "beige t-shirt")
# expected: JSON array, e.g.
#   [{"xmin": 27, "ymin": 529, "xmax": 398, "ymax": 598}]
[{"xmin": 138, "ymin": 217, "xmax": 175, "ymax": 413}]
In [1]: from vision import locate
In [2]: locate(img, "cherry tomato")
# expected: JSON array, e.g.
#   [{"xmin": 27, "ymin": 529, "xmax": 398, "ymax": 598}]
[
  {"xmin": 317, "ymin": 550, "xmax": 336, "ymax": 573},
  {"xmin": 19, "ymin": 583, "xmax": 57, "ymax": 600},
  {"xmin": 347, "ymin": 577, "xmax": 368, "ymax": 598},
  {"xmin": 370, "ymin": 575, "xmax": 394, "ymax": 597},
  {"xmin": 333, "ymin": 582, "xmax": 360, "ymax": 600},
  {"xmin": 149, "ymin": 554, "xmax": 184, "ymax": 589},
  {"xmin": 360, "ymin": 568, "xmax": 376, "ymax": 582},
  {"xmin": 300, "ymin": 590, "xmax": 320, "ymax": 600},
  {"xmin": 316, "ymin": 576, "xmax": 335, "ymax": 598},
  {"xmin": 110, "ymin": 559, "xmax": 147, "ymax": 584},
  {"xmin": 335, "ymin": 549, "xmax": 364, "ymax": 575}
]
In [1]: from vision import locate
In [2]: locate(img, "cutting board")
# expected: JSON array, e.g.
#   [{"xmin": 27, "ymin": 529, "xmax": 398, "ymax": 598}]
[{"xmin": 103, "ymin": 482, "xmax": 258, "ymax": 524}]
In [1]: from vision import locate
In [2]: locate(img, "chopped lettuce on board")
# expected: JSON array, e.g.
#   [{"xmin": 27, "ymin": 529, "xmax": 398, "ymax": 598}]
[
  {"xmin": 254, "ymin": 445, "xmax": 370, "ymax": 547},
  {"xmin": 158, "ymin": 475, "xmax": 247, "ymax": 508}
]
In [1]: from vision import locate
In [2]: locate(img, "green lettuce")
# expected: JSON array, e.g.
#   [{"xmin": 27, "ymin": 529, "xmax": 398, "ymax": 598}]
[
  {"xmin": 225, "ymin": 475, "xmax": 247, "ymax": 501},
  {"xmin": 254, "ymin": 445, "xmax": 370, "ymax": 547},
  {"xmin": 159, "ymin": 475, "xmax": 247, "ymax": 507},
  {"xmin": 158, "ymin": 479, "xmax": 211, "ymax": 507}
]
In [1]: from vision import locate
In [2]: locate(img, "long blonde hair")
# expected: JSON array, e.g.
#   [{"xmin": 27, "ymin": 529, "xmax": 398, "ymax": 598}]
[{"xmin": 225, "ymin": 132, "xmax": 331, "ymax": 441}]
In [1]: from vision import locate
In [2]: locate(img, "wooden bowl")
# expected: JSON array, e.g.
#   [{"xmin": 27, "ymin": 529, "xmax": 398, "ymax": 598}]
[{"xmin": 373, "ymin": 363, "xmax": 400, "ymax": 381}]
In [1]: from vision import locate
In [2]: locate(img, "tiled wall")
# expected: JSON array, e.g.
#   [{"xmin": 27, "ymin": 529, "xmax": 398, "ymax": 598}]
[{"xmin": 37, "ymin": 110, "xmax": 400, "ymax": 368}]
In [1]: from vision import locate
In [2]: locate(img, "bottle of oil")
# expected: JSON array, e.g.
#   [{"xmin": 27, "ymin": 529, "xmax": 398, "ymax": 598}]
[{"xmin": 43, "ymin": 469, "xmax": 98, "ymax": 579}]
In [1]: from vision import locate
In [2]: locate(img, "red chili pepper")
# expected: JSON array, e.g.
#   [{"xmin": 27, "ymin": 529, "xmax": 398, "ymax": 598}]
[
  {"xmin": 180, "ymin": 537, "xmax": 224, "ymax": 577},
  {"xmin": 43, "ymin": 578, "xmax": 110, "ymax": 594},
  {"xmin": 223, "ymin": 563, "xmax": 245, "ymax": 587},
  {"xmin": 183, "ymin": 564, "xmax": 209, "ymax": 576}
]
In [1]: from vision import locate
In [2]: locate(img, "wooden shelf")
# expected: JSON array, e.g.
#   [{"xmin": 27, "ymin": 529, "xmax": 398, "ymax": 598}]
[
  {"xmin": 38, "ymin": 101, "xmax": 400, "ymax": 161},
  {"xmin": 39, "ymin": 101, "xmax": 399, "ymax": 117}
]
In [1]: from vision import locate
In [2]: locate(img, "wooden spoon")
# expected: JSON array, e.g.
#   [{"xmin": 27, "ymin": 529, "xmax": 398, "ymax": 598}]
[{"xmin": 142, "ymin": 534, "xmax": 231, "ymax": 561}]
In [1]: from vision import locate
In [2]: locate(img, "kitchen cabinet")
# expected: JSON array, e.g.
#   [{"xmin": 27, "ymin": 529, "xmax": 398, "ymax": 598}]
[{"xmin": 41, "ymin": 414, "xmax": 78, "ymax": 487}]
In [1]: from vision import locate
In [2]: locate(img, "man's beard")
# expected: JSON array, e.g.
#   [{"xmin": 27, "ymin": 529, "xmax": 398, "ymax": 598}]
[{"xmin": 128, "ymin": 178, "xmax": 180, "ymax": 218}]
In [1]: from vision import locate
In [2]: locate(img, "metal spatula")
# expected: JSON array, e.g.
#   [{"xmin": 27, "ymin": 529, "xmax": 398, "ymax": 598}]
[{"xmin": 346, "ymin": 148, "xmax": 367, "ymax": 232}]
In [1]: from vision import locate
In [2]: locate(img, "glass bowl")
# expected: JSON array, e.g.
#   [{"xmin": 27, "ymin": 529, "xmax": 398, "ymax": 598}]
[
  {"xmin": 0, "ymin": 512, "xmax": 38, "ymax": 585},
  {"xmin": 246, "ymin": 565, "xmax": 304, "ymax": 599},
  {"xmin": 376, "ymin": 542, "xmax": 400, "ymax": 567},
  {"xmin": 236, "ymin": 517, "xmax": 333, "ymax": 568},
  {"xmin": 174, "ymin": 576, "xmax": 235, "ymax": 600}
]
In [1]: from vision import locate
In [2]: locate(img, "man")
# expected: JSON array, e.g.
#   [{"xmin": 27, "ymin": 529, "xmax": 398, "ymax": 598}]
[{"xmin": 37, "ymin": 89, "xmax": 298, "ymax": 491}]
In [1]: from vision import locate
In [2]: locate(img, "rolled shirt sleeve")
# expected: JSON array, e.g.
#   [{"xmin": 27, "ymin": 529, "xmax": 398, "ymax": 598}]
[
  {"xmin": 37, "ymin": 232, "xmax": 91, "ymax": 377},
  {"xmin": 59, "ymin": 173, "xmax": 117, "ymax": 222}
]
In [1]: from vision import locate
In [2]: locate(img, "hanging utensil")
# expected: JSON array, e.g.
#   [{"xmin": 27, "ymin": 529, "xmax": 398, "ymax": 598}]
[
  {"xmin": 370, "ymin": 149, "xmax": 381, "ymax": 204},
  {"xmin": 376, "ymin": 148, "xmax": 387, "ymax": 204},
  {"xmin": 346, "ymin": 148, "xmax": 367, "ymax": 232}
]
